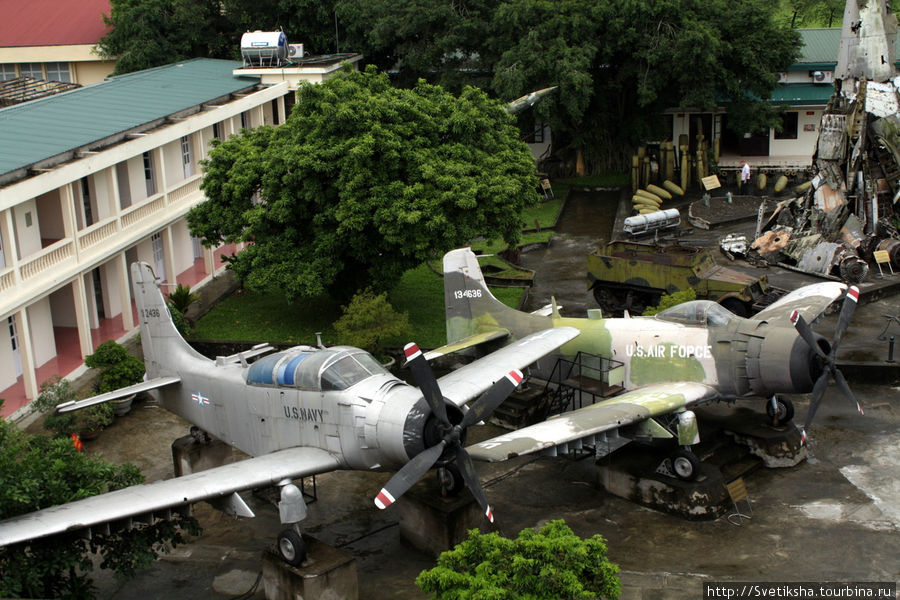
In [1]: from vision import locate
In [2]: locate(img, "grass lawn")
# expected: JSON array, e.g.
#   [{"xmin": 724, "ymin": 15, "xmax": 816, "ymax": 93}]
[{"xmin": 191, "ymin": 263, "xmax": 523, "ymax": 349}]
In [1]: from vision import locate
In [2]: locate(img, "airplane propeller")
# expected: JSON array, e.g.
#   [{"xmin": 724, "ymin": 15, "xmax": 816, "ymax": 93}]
[
  {"xmin": 789, "ymin": 286, "xmax": 863, "ymax": 444},
  {"xmin": 374, "ymin": 342, "xmax": 524, "ymax": 522}
]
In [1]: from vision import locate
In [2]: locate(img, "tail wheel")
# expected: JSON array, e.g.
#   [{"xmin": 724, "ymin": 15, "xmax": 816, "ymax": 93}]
[
  {"xmin": 766, "ymin": 395, "xmax": 795, "ymax": 426},
  {"xmin": 671, "ymin": 449, "xmax": 701, "ymax": 481},
  {"xmin": 277, "ymin": 529, "xmax": 306, "ymax": 567}
]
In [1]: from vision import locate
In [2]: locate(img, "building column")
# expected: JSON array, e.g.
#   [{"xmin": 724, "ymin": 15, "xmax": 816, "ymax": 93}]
[
  {"xmin": 14, "ymin": 309, "xmax": 37, "ymax": 399},
  {"xmin": 162, "ymin": 225, "xmax": 177, "ymax": 287},
  {"xmin": 107, "ymin": 165, "xmax": 122, "ymax": 217},
  {"xmin": 1, "ymin": 209, "xmax": 18, "ymax": 277},
  {"xmin": 60, "ymin": 183, "xmax": 78, "ymax": 260},
  {"xmin": 204, "ymin": 245, "xmax": 216, "ymax": 276},
  {"xmin": 72, "ymin": 274, "xmax": 94, "ymax": 358},
  {"xmin": 277, "ymin": 95, "xmax": 287, "ymax": 125},
  {"xmin": 117, "ymin": 252, "xmax": 134, "ymax": 330}
]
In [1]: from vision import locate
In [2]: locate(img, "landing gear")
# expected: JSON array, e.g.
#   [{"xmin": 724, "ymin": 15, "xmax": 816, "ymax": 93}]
[
  {"xmin": 671, "ymin": 449, "xmax": 701, "ymax": 481},
  {"xmin": 277, "ymin": 528, "xmax": 306, "ymax": 567},
  {"xmin": 766, "ymin": 395, "xmax": 794, "ymax": 426},
  {"xmin": 438, "ymin": 463, "xmax": 464, "ymax": 496}
]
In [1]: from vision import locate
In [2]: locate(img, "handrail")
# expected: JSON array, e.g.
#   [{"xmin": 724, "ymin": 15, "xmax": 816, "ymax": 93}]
[{"xmin": 19, "ymin": 239, "xmax": 75, "ymax": 281}]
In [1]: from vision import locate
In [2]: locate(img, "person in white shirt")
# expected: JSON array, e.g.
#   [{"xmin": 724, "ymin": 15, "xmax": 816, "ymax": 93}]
[{"xmin": 740, "ymin": 160, "xmax": 750, "ymax": 194}]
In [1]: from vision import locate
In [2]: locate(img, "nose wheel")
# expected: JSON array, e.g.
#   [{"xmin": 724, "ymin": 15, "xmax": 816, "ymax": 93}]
[
  {"xmin": 438, "ymin": 463, "xmax": 464, "ymax": 496},
  {"xmin": 766, "ymin": 395, "xmax": 794, "ymax": 426}
]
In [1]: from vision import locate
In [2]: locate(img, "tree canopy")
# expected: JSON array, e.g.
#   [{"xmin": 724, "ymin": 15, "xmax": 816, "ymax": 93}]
[
  {"xmin": 416, "ymin": 520, "xmax": 621, "ymax": 599},
  {"xmin": 100, "ymin": 0, "xmax": 805, "ymax": 170},
  {"xmin": 188, "ymin": 65, "xmax": 538, "ymax": 301},
  {"xmin": 0, "ymin": 405, "xmax": 199, "ymax": 599}
]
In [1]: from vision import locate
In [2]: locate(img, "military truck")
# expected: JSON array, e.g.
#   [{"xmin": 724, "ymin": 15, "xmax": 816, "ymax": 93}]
[{"xmin": 587, "ymin": 240, "xmax": 782, "ymax": 316}]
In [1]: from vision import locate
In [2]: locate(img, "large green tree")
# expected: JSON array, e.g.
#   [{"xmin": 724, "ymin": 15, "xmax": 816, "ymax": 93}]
[
  {"xmin": 416, "ymin": 520, "xmax": 621, "ymax": 599},
  {"xmin": 0, "ymin": 407, "xmax": 199, "ymax": 599},
  {"xmin": 188, "ymin": 65, "xmax": 538, "ymax": 301},
  {"xmin": 97, "ymin": 0, "xmax": 234, "ymax": 75}
]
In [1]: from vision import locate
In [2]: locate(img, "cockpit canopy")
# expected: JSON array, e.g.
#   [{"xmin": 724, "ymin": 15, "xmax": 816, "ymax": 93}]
[
  {"xmin": 654, "ymin": 300, "xmax": 735, "ymax": 327},
  {"xmin": 247, "ymin": 346, "xmax": 390, "ymax": 391}
]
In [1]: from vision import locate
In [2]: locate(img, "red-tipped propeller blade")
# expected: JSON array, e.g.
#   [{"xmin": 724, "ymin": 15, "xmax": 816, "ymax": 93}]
[
  {"xmin": 455, "ymin": 448, "xmax": 494, "ymax": 522},
  {"xmin": 374, "ymin": 440, "xmax": 447, "ymax": 510},
  {"xmin": 460, "ymin": 370, "xmax": 523, "ymax": 430},
  {"xmin": 404, "ymin": 342, "xmax": 450, "ymax": 428},
  {"xmin": 792, "ymin": 286, "xmax": 863, "ymax": 443}
]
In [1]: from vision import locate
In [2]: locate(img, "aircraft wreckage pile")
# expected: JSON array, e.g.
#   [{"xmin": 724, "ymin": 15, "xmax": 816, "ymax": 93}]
[{"xmin": 749, "ymin": 0, "xmax": 900, "ymax": 282}]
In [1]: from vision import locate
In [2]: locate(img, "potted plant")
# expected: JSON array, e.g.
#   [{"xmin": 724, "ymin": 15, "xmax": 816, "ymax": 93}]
[
  {"xmin": 31, "ymin": 376, "xmax": 114, "ymax": 439},
  {"xmin": 85, "ymin": 340, "xmax": 146, "ymax": 416}
]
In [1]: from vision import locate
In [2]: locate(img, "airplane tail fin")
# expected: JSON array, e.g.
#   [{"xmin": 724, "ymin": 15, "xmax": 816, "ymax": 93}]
[
  {"xmin": 131, "ymin": 262, "xmax": 208, "ymax": 375},
  {"xmin": 442, "ymin": 248, "xmax": 545, "ymax": 346}
]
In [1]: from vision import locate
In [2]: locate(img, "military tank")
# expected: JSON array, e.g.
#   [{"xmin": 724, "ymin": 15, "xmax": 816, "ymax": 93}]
[{"xmin": 587, "ymin": 240, "xmax": 783, "ymax": 316}]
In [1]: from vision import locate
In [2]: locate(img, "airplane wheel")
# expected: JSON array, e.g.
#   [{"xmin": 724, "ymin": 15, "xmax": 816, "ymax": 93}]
[
  {"xmin": 277, "ymin": 529, "xmax": 306, "ymax": 567},
  {"xmin": 438, "ymin": 463, "xmax": 465, "ymax": 496},
  {"xmin": 671, "ymin": 449, "xmax": 701, "ymax": 481},
  {"xmin": 766, "ymin": 395, "xmax": 794, "ymax": 426}
]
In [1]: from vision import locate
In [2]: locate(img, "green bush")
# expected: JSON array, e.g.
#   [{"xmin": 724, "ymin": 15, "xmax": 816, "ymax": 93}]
[
  {"xmin": 333, "ymin": 288, "xmax": 411, "ymax": 357},
  {"xmin": 30, "ymin": 376, "xmax": 114, "ymax": 437},
  {"xmin": 642, "ymin": 288, "xmax": 697, "ymax": 316},
  {"xmin": 417, "ymin": 520, "xmax": 620, "ymax": 599},
  {"xmin": 166, "ymin": 283, "xmax": 200, "ymax": 315},
  {"xmin": 85, "ymin": 340, "xmax": 145, "ymax": 394}
]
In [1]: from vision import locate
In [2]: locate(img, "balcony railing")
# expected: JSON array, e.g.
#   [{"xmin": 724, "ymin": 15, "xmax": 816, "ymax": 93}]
[
  {"xmin": 20, "ymin": 239, "xmax": 75, "ymax": 282},
  {"xmin": 78, "ymin": 218, "xmax": 119, "ymax": 253},
  {"xmin": 0, "ymin": 267, "xmax": 16, "ymax": 293},
  {"xmin": 4, "ymin": 173, "xmax": 206, "ymax": 308}
]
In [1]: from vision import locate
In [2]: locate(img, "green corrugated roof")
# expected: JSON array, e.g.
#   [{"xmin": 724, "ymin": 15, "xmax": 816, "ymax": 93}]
[
  {"xmin": 796, "ymin": 28, "xmax": 842, "ymax": 66},
  {"xmin": 769, "ymin": 83, "xmax": 834, "ymax": 105},
  {"xmin": 0, "ymin": 59, "xmax": 258, "ymax": 178},
  {"xmin": 794, "ymin": 27, "xmax": 900, "ymax": 69}
]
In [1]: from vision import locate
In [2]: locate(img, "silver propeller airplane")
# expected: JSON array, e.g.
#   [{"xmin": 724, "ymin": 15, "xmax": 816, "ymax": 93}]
[
  {"xmin": 432, "ymin": 248, "xmax": 863, "ymax": 479},
  {"xmin": 0, "ymin": 262, "xmax": 578, "ymax": 564}
]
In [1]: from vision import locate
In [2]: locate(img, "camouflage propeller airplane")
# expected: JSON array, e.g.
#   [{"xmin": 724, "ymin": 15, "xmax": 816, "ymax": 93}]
[
  {"xmin": 0, "ymin": 262, "xmax": 578, "ymax": 564},
  {"xmin": 432, "ymin": 248, "xmax": 863, "ymax": 479}
]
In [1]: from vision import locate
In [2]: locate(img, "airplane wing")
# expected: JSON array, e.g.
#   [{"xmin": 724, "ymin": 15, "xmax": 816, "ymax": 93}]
[
  {"xmin": 56, "ymin": 376, "xmax": 181, "ymax": 413},
  {"xmin": 752, "ymin": 281, "xmax": 847, "ymax": 325},
  {"xmin": 0, "ymin": 446, "xmax": 341, "ymax": 547},
  {"xmin": 423, "ymin": 329, "xmax": 510, "ymax": 360},
  {"xmin": 437, "ymin": 327, "xmax": 579, "ymax": 407},
  {"xmin": 466, "ymin": 381, "xmax": 718, "ymax": 462}
]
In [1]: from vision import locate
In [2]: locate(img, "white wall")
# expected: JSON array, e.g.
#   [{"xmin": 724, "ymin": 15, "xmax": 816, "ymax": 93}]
[
  {"xmin": 171, "ymin": 220, "xmax": 195, "ymax": 275},
  {"xmin": 35, "ymin": 190, "xmax": 64, "ymax": 240},
  {"xmin": 28, "ymin": 296, "xmax": 56, "ymax": 368},
  {"xmin": 48, "ymin": 285, "xmax": 77, "ymax": 327},
  {"xmin": 99, "ymin": 258, "xmax": 124, "ymax": 319},
  {"xmin": 0, "ymin": 320, "xmax": 15, "ymax": 392},
  {"xmin": 162, "ymin": 139, "xmax": 183, "ymax": 186},
  {"xmin": 13, "ymin": 199, "xmax": 41, "ymax": 258},
  {"xmin": 769, "ymin": 108, "xmax": 822, "ymax": 157},
  {"xmin": 125, "ymin": 155, "xmax": 147, "ymax": 204}
]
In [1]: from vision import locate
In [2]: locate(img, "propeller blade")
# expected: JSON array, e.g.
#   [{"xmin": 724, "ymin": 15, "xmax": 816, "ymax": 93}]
[
  {"xmin": 405, "ymin": 343, "xmax": 450, "ymax": 428},
  {"xmin": 790, "ymin": 310, "xmax": 827, "ymax": 360},
  {"xmin": 830, "ymin": 286, "xmax": 859, "ymax": 356},
  {"xmin": 374, "ymin": 440, "xmax": 446, "ymax": 510},
  {"xmin": 802, "ymin": 372, "xmax": 830, "ymax": 434},
  {"xmin": 833, "ymin": 368, "xmax": 863, "ymax": 415},
  {"xmin": 455, "ymin": 448, "xmax": 494, "ymax": 522},
  {"xmin": 460, "ymin": 370, "xmax": 524, "ymax": 430}
]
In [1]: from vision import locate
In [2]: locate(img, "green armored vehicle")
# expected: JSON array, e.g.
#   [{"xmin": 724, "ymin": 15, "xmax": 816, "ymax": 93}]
[{"xmin": 587, "ymin": 240, "xmax": 780, "ymax": 316}]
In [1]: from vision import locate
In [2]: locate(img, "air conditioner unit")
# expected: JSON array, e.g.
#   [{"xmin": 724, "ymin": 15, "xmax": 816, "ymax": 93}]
[
  {"xmin": 288, "ymin": 44, "xmax": 304, "ymax": 58},
  {"xmin": 776, "ymin": 72, "xmax": 789, "ymax": 83},
  {"xmin": 811, "ymin": 70, "xmax": 834, "ymax": 84}
]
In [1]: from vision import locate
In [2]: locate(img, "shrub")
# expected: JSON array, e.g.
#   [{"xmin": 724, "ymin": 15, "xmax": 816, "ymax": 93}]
[
  {"xmin": 417, "ymin": 520, "xmax": 620, "ymax": 599},
  {"xmin": 642, "ymin": 288, "xmax": 697, "ymax": 316},
  {"xmin": 85, "ymin": 340, "xmax": 145, "ymax": 394},
  {"xmin": 333, "ymin": 288, "xmax": 410, "ymax": 357},
  {"xmin": 166, "ymin": 283, "xmax": 200, "ymax": 315}
]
